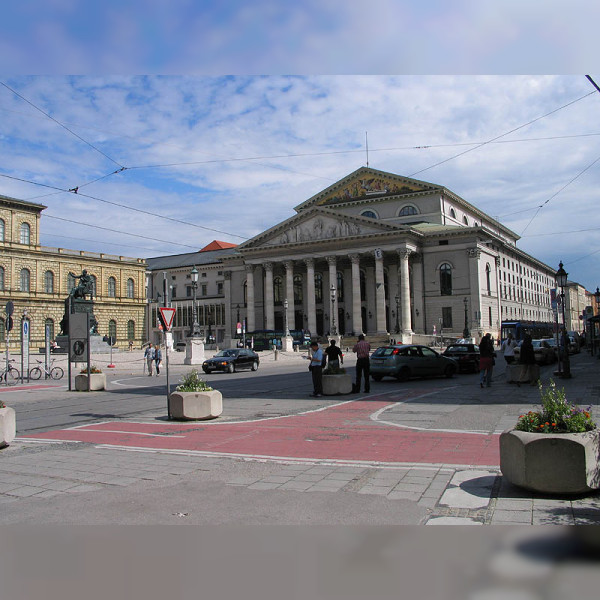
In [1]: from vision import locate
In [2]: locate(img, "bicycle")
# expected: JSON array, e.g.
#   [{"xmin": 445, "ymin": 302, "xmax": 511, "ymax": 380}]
[
  {"xmin": 0, "ymin": 359, "xmax": 21, "ymax": 385},
  {"xmin": 29, "ymin": 359, "xmax": 64, "ymax": 380}
]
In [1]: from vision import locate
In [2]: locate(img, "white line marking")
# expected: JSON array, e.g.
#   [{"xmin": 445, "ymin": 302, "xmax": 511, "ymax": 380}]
[
  {"xmin": 15, "ymin": 438, "xmax": 82, "ymax": 444},
  {"xmin": 78, "ymin": 429, "xmax": 186, "ymax": 438}
]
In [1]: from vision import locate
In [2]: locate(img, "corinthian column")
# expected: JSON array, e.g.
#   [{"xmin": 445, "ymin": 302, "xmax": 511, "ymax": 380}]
[
  {"xmin": 284, "ymin": 261, "xmax": 295, "ymax": 330},
  {"xmin": 397, "ymin": 249, "xmax": 412, "ymax": 338},
  {"xmin": 305, "ymin": 258, "xmax": 316, "ymax": 336},
  {"xmin": 264, "ymin": 262, "xmax": 274, "ymax": 330},
  {"xmin": 374, "ymin": 248, "xmax": 387, "ymax": 334},
  {"xmin": 245, "ymin": 264, "xmax": 256, "ymax": 333},
  {"xmin": 350, "ymin": 254, "xmax": 362, "ymax": 335}
]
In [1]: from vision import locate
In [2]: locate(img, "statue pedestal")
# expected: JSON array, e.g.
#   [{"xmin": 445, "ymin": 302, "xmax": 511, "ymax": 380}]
[
  {"xmin": 281, "ymin": 335, "xmax": 294, "ymax": 352},
  {"xmin": 184, "ymin": 338, "xmax": 205, "ymax": 365}
]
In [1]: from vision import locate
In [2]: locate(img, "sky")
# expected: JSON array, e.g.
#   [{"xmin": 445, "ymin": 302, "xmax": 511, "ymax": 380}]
[{"xmin": 1, "ymin": 4, "xmax": 600, "ymax": 292}]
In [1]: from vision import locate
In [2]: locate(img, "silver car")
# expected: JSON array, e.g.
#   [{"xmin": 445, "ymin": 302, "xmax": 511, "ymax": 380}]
[{"xmin": 370, "ymin": 344, "xmax": 458, "ymax": 382}]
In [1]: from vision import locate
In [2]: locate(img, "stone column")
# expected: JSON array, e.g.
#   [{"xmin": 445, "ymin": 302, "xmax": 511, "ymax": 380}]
[
  {"xmin": 222, "ymin": 271, "xmax": 233, "ymax": 348},
  {"xmin": 305, "ymin": 258, "xmax": 317, "ymax": 336},
  {"xmin": 284, "ymin": 261, "xmax": 295, "ymax": 331},
  {"xmin": 410, "ymin": 254, "xmax": 424, "ymax": 334},
  {"xmin": 327, "ymin": 256, "xmax": 338, "ymax": 336},
  {"xmin": 350, "ymin": 254, "xmax": 362, "ymax": 336},
  {"xmin": 374, "ymin": 248, "xmax": 387, "ymax": 334},
  {"xmin": 398, "ymin": 249, "xmax": 413, "ymax": 340},
  {"xmin": 245, "ymin": 264, "xmax": 255, "ymax": 333},
  {"xmin": 264, "ymin": 262, "xmax": 274, "ymax": 331}
]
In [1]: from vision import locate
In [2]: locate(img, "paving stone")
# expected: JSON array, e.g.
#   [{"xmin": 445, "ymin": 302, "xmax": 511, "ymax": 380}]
[
  {"xmin": 258, "ymin": 476, "xmax": 293, "ymax": 484},
  {"xmin": 6, "ymin": 486, "xmax": 48, "ymax": 498},
  {"xmin": 278, "ymin": 481, "xmax": 314, "ymax": 491},
  {"xmin": 42, "ymin": 480, "xmax": 81, "ymax": 491},
  {"xmin": 323, "ymin": 472, "xmax": 356, "ymax": 481},
  {"xmin": 357, "ymin": 486, "xmax": 392, "ymax": 495},
  {"xmin": 294, "ymin": 474, "xmax": 326, "ymax": 482},
  {"xmin": 33, "ymin": 490, "xmax": 64, "ymax": 499},
  {"xmin": 426, "ymin": 516, "xmax": 482, "ymax": 525},
  {"xmin": 393, "ymin": 483, "xmax": 428, "ymax": 493},
  {"xmin": 495, "ymin": 498, "xmax": 534, "ymax": 511},
  {"xmin": 65, "ymin": 484, "xmax": 104, "ymax": 493},
  {"xmin": 103, "ymin": 477, "xmax": 142, "ymax": 486},
  {"xmin": 247, "ymin": 482, "xmax": 282, "ymax": 490},
  {"xmin": 227, "ymin": 476, "xmax": 262, "ymax": 485},
  {"xmin": 490, "ymin": 510, "xmax": 532, "ymax": 524},
  {"xmin": 0, "ymin": 482, "xmax": 21, "ymax": 493},
  {"xmin": 387, "ymin": 491, "xmax": 422, "ymax": 501},
  {"xmin": 417, "ymin": 497, "xmax": 439, "ymax": 508}
]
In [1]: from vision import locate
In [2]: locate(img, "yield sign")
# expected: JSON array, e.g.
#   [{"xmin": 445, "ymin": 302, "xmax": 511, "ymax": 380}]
[{"xmin": 158, "ymin": 307, "xmax": 176, "ymax": 331}]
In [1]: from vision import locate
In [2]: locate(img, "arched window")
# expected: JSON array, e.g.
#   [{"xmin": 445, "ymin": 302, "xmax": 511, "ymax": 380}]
[
  {"xmin": 0, "ymin": 218, "xmax": 4, "ymax": 242},
  {"xmin": 108, "ymin": 276, "xmax": 116, "ymax": 298},
  {"xmin": 360, "ymin": 270, "xmax": 367, "ymax": 301},
  {"xmin": 293, "ymin": 274, "xmax": 303, "ymax": 303},
  {"xmin": 20, "ymin": 268, "xmax": 30, "ymax": 292},
  {"xmin": 67, "ymin": 272, "xmax": 76, "ymax": 293},
  {"xmin": 398, "ymin": 205, "xmax": 418, "ymax": 216},
  {"xmin": 20, "ymin": 222, "xmax": 31, "ymax": 244},
  {"xmin": 44, "ymin": 270, "xmax": 54, "ymax": 294},
  {"xmin": 314, "ymin": 273, "xmax": 323, "ymax": 303},
  {"xmin": 126, "ymin": 278, "xmax": 135, "ymax": 299},
  {"xmin": 486, "ymin": 264, "xmax": 491, "ymax": 294},
  {"xmin": 440, "ymin": 263, "xmax": 452, "ymax": 296},
  {"xmin": 45, "ymin": 318, "xmax": 54, "ymax": 341},
  {"xmin": 273, "ymin": 276, "xmax": 283, "ymax": 305},
  {"xmin": 463, "ymin": 216, "xmax": 469, "ymax": 225},
  {"xmin": 449, "ymin": 208, "xmax": 456, "ymax": 220},
  {"xmin": 127, "ymin": 320, "xmax": 135, "ymax": 340},
  {"xmin": 361, "ymin": 210, "xmax": 378, "ymax": 219},
  {"xmin": 336, "ymin": 272, "xmax": 344, "ymax": 302},
  {"xmin": 108, "ymin": 319, "xmax": 117, "ymax": 340},
  {"xmin": 0, "ymin": 266, "xmax": 4, "ymax": 291}
]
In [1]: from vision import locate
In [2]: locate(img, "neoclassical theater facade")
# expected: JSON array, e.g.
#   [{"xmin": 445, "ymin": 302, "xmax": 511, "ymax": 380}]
[{"xmin": 146, "ymin": 167, "xmax": 557, "ymax": 347}]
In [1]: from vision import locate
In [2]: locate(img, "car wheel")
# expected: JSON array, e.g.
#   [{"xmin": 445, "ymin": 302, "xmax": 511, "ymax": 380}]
[
  {"xmin": 396, "ymin": 367, "xmax": 410, "ymax": 382},
  {"xmin": 202, "ymin": 367, "xmax": 209, "ymax": 374},
  {"xmin": 228, "ymin": 363, "xmax": 235, "ymax": 373},
  {"xmin": 371, "ymin": 375, "xmax": 383, "ymax": 382},
  {"xmin": 444, "ymin": 364, "xmax": 457, "ymax": 378},
  {"xmin": 251, "ymin": 361, "xmax": 258, "ymax": 371}
]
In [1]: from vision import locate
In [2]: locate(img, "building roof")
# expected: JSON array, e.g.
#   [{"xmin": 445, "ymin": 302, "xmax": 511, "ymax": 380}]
[
  {"xmin": 146, "ymin": 246, "xmax": 239, "ymax": 271},
  {"xmin": 200, "ymin": 240, "xmax": 238, "ymax": 252}
]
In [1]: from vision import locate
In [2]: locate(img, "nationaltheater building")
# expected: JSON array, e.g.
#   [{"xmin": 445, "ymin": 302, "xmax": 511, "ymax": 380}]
[{"xmin": 146, "ymin": 167, "xmax": 557, "ymax": 347}]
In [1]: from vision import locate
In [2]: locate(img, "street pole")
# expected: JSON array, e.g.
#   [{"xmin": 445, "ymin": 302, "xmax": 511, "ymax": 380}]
[
  {"xmin": 394, "ymin": 295, "xmax": 400, "ymax": 334},
  {"xmin": 463, "ymin": 297, "xmax": 470, "ymax": 339},
  {"xmin": 330, "ymin": 284, "xmax": 337, "ymax": 337}
]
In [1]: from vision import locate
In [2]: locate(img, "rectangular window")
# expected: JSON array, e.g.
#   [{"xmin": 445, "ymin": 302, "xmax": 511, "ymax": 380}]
[
  {"xmin": 186, "ymin": 286, "xmax": 192, "ymax": 297},
  {"xmin": 217, "ymin": 282, "xmax": 223, "ymax": 295},
  {"xmin": 489, "ymin": 306, "xmax": 493, "ymax": 327},
  {"xmin": 201, "ymin": 284, "xmax": 207, "ymax": 296},
  {"xmin": 442, "ymin": 307, "xmax": 452, "ymax": 329},
  {"xmin": 171, "ymin": 286, "xmax": 177, "ymax": 298}
]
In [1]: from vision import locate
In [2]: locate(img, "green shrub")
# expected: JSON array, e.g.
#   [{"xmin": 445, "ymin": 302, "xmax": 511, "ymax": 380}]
[
  {"xmin": 176, "ymin": 370, "xmax": 213, "ymax": 392},
  {"xmin": 323, "ymin": 365, "xmax": 347, "ymax": 375}
]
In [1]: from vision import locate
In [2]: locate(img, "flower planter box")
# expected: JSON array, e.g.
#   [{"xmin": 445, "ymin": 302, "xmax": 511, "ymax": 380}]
[
  {"xmin": 0, "ymin": 406, "xmax": 16, "ymax": 448},
  {"xmin": 74, "ymin": 373, "xmax": 106, "ymax": 391},
  {"xmin": 500, "ymin": 428, "xmax": 600, "ymax": 494},
  {"xmin": 322, "ymin": 373, "xmax": 353, "ymax": 396},
  {"xmin": 169, "ymin": 390, "xmax": 223, "ymax": 420}
]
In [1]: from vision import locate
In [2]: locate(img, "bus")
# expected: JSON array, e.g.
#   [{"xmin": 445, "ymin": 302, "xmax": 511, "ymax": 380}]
[
  {"xmin": 501, "ymin": 320, "xmax": 555, "ymax": 342},
  {"xmin": 237, "ymin": 329, "xmax": 312, "ymax": 351}
]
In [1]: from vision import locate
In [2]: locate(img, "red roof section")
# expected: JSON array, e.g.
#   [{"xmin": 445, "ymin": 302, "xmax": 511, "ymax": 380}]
[{"xmin": 199, "ymin": 240, "xmax": 238, "ymax": 252}]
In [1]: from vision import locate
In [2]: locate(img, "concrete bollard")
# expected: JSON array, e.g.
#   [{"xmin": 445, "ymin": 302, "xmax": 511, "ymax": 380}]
[{"xmin": 274, "ymin": 348, "xmax": 278, "ymax": 361}]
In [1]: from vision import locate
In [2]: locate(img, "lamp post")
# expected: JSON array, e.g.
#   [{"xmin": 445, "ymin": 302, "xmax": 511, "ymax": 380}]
[
  {"xmin": 593, "ymin": 287, "xmax": 600, "ymax": 357},
  {"xmin": 330, "ymin": 284, "xmax": 337, "ymax": 336},
  {"xmin": 463, "ymin": 297, "xmax": 470, "ymax": 339},
  {"xmin": 556, "ymin": 261, "xmax": 571, "ymax": 378},
  {"xmin": 394, "ymin": 295, "xmax": 400, "ymax": 333},
  {"xmin": 188, "ymin": 266, "xmax": 202, "ymax": 338},
  {"xmin": 284, "ymin": 298, "xmax": 290, "ymax": 337}
]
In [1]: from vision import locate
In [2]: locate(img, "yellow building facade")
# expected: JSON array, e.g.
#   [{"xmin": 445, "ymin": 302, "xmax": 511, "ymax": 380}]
[{"xmin": 0, "ymin": 194, "xmax": 147, "ymax": 351}]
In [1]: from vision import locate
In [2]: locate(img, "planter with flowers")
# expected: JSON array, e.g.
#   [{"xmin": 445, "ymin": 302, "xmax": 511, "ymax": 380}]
[
  {"xmin": 322, "ymin": 365, "xmax": 353, "ymax": 395},
  {"xmin": 0, "ymin": 399, "xmax": 16, "ymax": 448},
  {"xmin": 75, "ymin": 366, "xmax": 106, "ymax": 391},
  {"xmin": 500, "ymin": 380, "xmax": 599, "ymax": 494},
  {"xmin": 169, "ymin": 370, "xmax": 222, "ymax": 420}
]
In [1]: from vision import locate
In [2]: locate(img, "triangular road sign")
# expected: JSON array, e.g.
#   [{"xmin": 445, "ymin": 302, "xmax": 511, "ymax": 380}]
[{"xmin": 158, "ymin": 307, "xmax": 176, "ymax": 331}]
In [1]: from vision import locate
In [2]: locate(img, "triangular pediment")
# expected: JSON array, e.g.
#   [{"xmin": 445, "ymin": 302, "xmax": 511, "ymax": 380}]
[
  {"xmin": 238, "ymin": 207, "xmax": 405, "ymax": 251},
  {"xmin": 294, "ymin": 167, "xmax": 441, "ymax": 212}
]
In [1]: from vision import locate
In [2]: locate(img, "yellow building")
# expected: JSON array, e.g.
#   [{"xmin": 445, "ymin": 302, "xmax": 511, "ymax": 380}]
[{"xmin": 0, "ymin": 194, "xmax": 146, "ymax": 351}]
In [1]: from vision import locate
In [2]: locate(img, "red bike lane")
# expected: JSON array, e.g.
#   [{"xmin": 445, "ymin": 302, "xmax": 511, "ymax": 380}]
[{"xmin": 22, "ymin": 391, "xmax": 501, "ymax": 467}]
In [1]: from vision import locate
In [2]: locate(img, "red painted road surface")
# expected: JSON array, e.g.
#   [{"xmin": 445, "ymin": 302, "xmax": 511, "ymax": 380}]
[
  {"xmin": 0, "ymin": 384, "xmax": 62, "ymax": 392},
  {"xmin": 23, "ymin": 392, "xmax": 501, "ymax": 466}
]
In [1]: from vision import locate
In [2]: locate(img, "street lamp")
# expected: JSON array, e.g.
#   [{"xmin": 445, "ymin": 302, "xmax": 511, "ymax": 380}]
[
  {"xmin": 595, "ymin": 287, "xmax": 600, "ymax": 312},
  {"xmin": 330, "ymin": 284, "xmax": 337, "ymax": 336},
  {"xmin": 394, "ymin": 295, "xmax": 400, "ymax": 334},
  {"xmin": 463, "ymin": 297, "xmax": 470, "ymax": 339},
  {"xmin": 283, "ymin": 298, "xmax": 290, "ymax": 337},
  {"xmin": 188, "ymin": 265, "xmax": 202, "ymax": 338},
  {"xmin": 555, "ymin": 261, "xmax": 571, "ymax": 378}
]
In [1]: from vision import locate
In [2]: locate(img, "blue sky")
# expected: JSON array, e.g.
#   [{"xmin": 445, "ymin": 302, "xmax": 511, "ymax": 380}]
[{"xmin": 1, "ymin": 75, "xmax": 600, "ymax": 292}]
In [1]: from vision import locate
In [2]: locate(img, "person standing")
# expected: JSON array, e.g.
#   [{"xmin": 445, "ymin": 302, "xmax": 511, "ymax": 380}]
[
  {"xmin": 352, "ymin": 334, "xmax": 371, "ymax": 393},
  {"xmin": 501, "ymin": 333, "xmax": 516, "ymax": 364},
  {"xmin": 154, "ymin": 344, "xmax": 162, "ymax": 376},
  {"xmin": 479, "ymin": 333, "xmax": 495, "ymax": 388},
  {"xmin": 144, "ymin": 344, "xmax": 155, "ymax": 376},
  {"xmin": 308, "ymin": 341, "xmax": 324, "ymax": 397},
  {"xmin": 518, "ymin": 334, "xmax": 537, "ymax": 386},
  {"xmin": 324, "ymin": 339, "xmax": 344, "ymax": 369}
]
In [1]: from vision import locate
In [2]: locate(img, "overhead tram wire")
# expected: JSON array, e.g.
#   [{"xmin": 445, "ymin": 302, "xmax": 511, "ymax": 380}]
[{"xmin": 0, "ymin": 81, "xmax": 125, "ymax": 170}]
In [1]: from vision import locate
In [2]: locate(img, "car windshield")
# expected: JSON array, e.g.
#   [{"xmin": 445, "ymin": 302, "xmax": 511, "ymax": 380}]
[
  {"xmin": 214, "ymin": 350, "xmax": 239, "ymax": 358},
  {"xmin": 446, "ymin": 346, "xmax": 468, "ymax": 352}
]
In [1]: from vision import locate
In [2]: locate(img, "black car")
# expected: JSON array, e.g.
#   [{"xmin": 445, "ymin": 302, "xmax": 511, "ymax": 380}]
[
  {"xmin": 202, "ymin": 349, "xmax": 260, "ymax": 374},
  {"xmin": 442, "ymin": 343, "xmax": 480, "ymax": 373}
]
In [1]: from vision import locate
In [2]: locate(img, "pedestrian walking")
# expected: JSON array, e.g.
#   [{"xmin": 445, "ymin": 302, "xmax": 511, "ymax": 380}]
[
  {"xmin": 352, "ymin": 334, "xmax": 371, "ymax": 393},
  {"xmin": 154, "ymin": 344, "xmax": 162, "ymax": 376},
  {"xmin": 308, "ymin": 341, "xmax": 324, "ymax": 397},
  {"xmin": 129, "ymin": 340, "xmax": 134, "ymax": 352},
  {"xmin": 144, "ymin": 344, "xmax": 155, "ymax": 376},
  {"xmin": 479, "ymin": 332, "xmax": 495, "ymax": 388},
  {"xmin": 501, "ymin": 333, "xmax": 517, "ymax": 364},
  {"xmin": 518, "ymin": 333, "xmax": 538, "ymax": 386},
  {"xmin": 324, "ymin": 339, "xmax": 344, "ymax": 369}
]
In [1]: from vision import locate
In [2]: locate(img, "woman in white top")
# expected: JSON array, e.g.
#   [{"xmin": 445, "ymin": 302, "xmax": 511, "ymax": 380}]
[{"xmin": 501, "ymin": 333, "xmax": 517, "ymax": 364}]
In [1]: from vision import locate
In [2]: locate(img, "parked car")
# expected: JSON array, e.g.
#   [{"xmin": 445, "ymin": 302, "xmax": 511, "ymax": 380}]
[
  {"xmin": 202, "ymin": 349, "xmax": 260, "ymax": 373},
  {"xmin": 174, "ymin": 342, "xmax": 187, "ymax": 352},
  {"xmin": 370, "ymin": 344, "xmax": 458, "ymax": 382},
  {"xmin": 442, "ymin": 343, "xmax": 480, "ymax": 373},
  {"xmin": 514, "ymin": 339, "xmax": 556, "ymax": 365}
]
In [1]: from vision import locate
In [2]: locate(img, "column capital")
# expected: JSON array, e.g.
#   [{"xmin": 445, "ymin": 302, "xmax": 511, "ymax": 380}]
[
  {"xmin": 397, "ymin": 248, "xmax": 413, "ymax": 259},
  {"xmin": 284, "ymin": 260, "xmax": 294, "ymax": 271},
  {"xmin": 467, "ymin": 247, "xmax": 481, "ymax": 259},
  {"xmin": 495, "ymin": 257, "xmax": 501, "ymax": 267},
  {"xmin": 349, "ymin": 253, "xmax": 361, "ymax": 265},
  {"xmin": 263, "ymin": 262, "xmax": 273, "ymax": 272},
  {"xmin": 326, "ymin": 256, "xmax": 337, "ymax": 266},
  {"xmin": 245, "ymin": 264, "xmax": 255, "ymax": 274},
  {"xmin": 223, "ymin": 270, "xmax": 232, "ymax": 280}
]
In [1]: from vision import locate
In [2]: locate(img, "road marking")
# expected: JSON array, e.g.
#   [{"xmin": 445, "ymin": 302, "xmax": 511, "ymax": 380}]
[{"xmin": 78, "ymin": 429, "xmax": 187, "ymax": 438}]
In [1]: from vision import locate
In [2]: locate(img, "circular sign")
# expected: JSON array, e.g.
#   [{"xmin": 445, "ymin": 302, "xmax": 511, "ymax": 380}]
[{"xmin": 5, "ymin": 301, "xmax": 14, "ymax": 316}]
